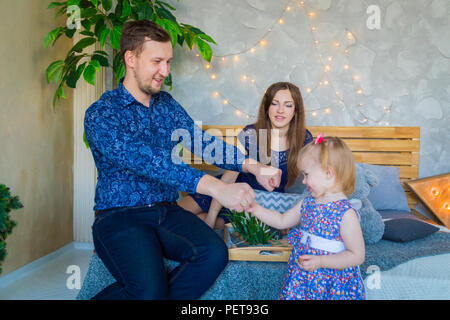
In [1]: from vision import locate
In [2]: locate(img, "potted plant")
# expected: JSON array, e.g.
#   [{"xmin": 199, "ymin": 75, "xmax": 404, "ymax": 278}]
[
  {"xmin": 0, "ymin": 184, "xmax": 23, "ymax": 275},
  {"xmin": 44, "ymin": 0, "xmax": 217, "ymax": 108},
  {"xmin": 223, "ymin": 210, "xmax": 278, "ymax": 246}
]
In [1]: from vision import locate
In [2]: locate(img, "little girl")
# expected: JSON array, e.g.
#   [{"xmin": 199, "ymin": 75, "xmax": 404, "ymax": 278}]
[{"xmin": 247, "ymin": 135, "xmax": 366, "ymax": 300}]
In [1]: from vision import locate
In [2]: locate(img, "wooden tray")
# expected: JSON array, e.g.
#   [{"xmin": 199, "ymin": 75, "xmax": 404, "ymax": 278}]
[{"xmin": 224, "ymin": 224, "xmax": 292, "ymax": 262}]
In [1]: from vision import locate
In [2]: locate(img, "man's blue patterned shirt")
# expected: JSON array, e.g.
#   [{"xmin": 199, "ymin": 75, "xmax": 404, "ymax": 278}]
[{"xmin": 84, "ymin": 80, "xmax": 245, "ymax": 211}]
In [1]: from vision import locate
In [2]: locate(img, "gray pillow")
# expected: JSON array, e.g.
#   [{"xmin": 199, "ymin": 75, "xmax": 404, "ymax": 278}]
[
  {"xmin": 382, "ymin": 218, "xmax": 439, "ymax": 242},
  {"xmin": 358, "ymin": 163, "xmax": 410, "ymax": 212},
  {"xmin": 254, "ymin": 189, "xmax": 304, "ymax": 212}
]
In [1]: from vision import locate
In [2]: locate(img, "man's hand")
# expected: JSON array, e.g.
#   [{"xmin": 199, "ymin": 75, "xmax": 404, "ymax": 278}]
[
  {"xmin": 242, "ymin": 159, "xmax": 282, "ymax": 192},
  {"xmin": 196, "ymin": 175, "xmax": 256, "ymax": 212},
  {"xmin": 213, "ymin": 182, "xmax": 256, "ymax": 212}
]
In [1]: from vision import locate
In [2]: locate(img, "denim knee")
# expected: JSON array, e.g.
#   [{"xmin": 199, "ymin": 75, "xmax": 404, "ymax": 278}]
[
  {"xmin": 206, "ymin": 234, "xmax": 229, "ymax": 271},
  {"xmin": 125, "ymin": 282, "xmax": 168, "ymax": 300}
]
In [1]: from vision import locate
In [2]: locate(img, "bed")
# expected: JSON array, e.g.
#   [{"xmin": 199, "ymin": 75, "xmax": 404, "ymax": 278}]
[{"xmin": 77, "ymin": 126, "xmax": 450, "ymax": 300}]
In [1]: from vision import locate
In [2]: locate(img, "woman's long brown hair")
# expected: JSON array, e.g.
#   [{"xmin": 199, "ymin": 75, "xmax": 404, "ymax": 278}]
[{"xmin": 254, "ymin": 82, "xmax": 306, "ymax": 188}]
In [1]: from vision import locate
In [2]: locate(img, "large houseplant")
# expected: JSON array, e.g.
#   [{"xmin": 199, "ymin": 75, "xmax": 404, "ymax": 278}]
[
  {"xmin": 0, "ymin": 184, "xmax": 23, "ymax": 275},
  {"xmin": 44, "ymin": 0, "xmax": 217, "ymax": 108}
]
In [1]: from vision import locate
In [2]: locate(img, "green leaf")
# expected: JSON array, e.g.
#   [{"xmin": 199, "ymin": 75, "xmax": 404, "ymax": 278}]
[
  {"xmin": 44, "ymin": 27, "xmax": 63, "ymax": 48},
  {"xmin": 67, "ymin": 0, "xmax": 80, "ymax": 6},
  {"xmin": 83, "ymin": 131, "xmax": 90, "ymax": 149},
  {"xmin": 163, "ymin": 73, "xmax": 172, "ymax": 90},
  {"xmin": 182, "ymin": 24, "xmax": 205, "ymax": 35},
  {"xmin": 92, "ymin": 54, "xmax": 109, "ymax": 67},
  {"xmin": 66, "ymin": 62, "xmax": 86, "ymax": 88},
  {"xmin": 156, "ymin": 0, "xmax": 176, "ymax": 11},
  {"xmin": 195, "ymin": 38, "xmax": 212, "ymax": 62},
  {"xmin": 109, "ymin": 25, "xmax": 122, "ymax": 50},
  {"xmin": 98, "ymin": 28, "xmax": 110, "ymax": 49},
  {"xmin": 183, "ymin": 31, "xmax": 194, "ymax": 50},
  {"xmin": 70, "ymin": 37, "xmax": 96, "ymax": 53},
  {"xmin": 46, "ymin": 60, "xmax": 64, "ymax": 84},
  {"xmin": 101, "ymin": 0, "xmax": 112, "ymax": 12},
  {"xmin": 162, "ymin": 19, "xmax": 182, "ymax": 47},
  {"xmin": 198, "ymin": 33, "xmax": 217, "ymax": 45},
  {"xmin": 90, "ymin": 0, "xmax": 99, "ymax": 8},
  {"xmin": 83, "ymin": 64, "xmax": 97, "ymax": 85},
  {"xmin": 121, "ymin": 0, "xmax": 131, "ymax": 18},
  {"xmin": 47, "ymin": 1, "xmax": 65, "ymax": 9}
]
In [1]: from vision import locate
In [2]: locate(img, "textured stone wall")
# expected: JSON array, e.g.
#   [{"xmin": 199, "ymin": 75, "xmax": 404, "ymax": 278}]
[{"xmin": 167, "ymin": 0, "xmax": 449, "ymax": 177}]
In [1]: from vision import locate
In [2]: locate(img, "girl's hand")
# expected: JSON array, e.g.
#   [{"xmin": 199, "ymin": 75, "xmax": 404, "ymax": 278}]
[{"xmin": 298, "ymin": 255, "xmax": 322, "ymax": 271}]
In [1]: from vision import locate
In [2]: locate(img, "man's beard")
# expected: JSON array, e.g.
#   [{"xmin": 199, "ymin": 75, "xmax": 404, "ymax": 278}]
[{"xmin": 135, "ymin": 74, "xmax": 161, "ymax": 96}]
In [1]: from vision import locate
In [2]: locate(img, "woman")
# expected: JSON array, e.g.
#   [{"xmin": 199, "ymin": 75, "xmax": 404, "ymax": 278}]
[{"xmin": 178, "ymin": 82, "xmax": 313, "ymax": 228}]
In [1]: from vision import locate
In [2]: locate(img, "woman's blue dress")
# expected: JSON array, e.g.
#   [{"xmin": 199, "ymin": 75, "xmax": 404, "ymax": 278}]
[{"xmin": 189, "ymin": 124, "xmax": 313, "ymax": 222}]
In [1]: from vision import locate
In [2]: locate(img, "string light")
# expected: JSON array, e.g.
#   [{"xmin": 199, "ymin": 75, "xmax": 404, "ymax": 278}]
[{"xmin": 198, "ymin": 0, "xmax": 393, "ymax": 125}]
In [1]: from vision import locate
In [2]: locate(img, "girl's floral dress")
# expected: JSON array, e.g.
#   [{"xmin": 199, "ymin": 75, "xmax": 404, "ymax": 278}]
[{"xmin": 280, "ymin": 196, "xmax": 365, "ymax": 300}]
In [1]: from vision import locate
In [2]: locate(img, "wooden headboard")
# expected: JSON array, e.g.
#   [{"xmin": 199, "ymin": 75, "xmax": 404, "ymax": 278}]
[{"xmin": 183, "ymin": 126, "xmax": 420, "ymax": 210}]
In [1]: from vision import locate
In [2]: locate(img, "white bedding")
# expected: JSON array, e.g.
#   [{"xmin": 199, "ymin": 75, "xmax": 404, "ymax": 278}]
[{"xmin": 366, "ymin": 224, "xmax": 450, "ymax": 300}]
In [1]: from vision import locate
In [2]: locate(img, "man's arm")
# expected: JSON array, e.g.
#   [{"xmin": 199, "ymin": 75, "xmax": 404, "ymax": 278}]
[
  {"xmin": 85, "ymin": 103, "xmax": 257, "ymax": 211},
  {"xmin": 85, "ymin": 104, "xmax": 206, "ymax": 195}
]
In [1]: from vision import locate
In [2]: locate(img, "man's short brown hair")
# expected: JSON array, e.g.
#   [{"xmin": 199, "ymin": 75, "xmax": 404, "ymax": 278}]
[{"xmin": 120, "ymin": 20, "xmax": 171, "ymax": 65}]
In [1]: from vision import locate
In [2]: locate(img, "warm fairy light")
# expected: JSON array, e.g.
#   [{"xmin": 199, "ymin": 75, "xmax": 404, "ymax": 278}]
[
  {"xmin": 221, "ymin": 57, "xmax": 226, "ymax": 62},
  {"xmin": 233, "ymin": 55, "xmax": 240, "ymax": 62},
  {"xmin": 223, "ymin": 99, "xmax": 228, "ymax": 105},
  {"xmin": 353, "ymin": 75, "xmax": 360, "ymax": 81},
  {"xmin": 299, "ymin": 1, "xmax": 305, "ymax": 6},
  {"xmin": 431, "ymin": 187, "xmax": 440, "ymax": 198},
  {"xmin": 308, "ymin": 12, "xmax": 316, "ymax": 18},
  {"xmin": 213, "ymin": 91, "xmax": 219, "ymax": 97},
  {"xmin": 324, "ymin": 65, "xmax": 331, "ymax": 72},
  {"xmin": 250, "ymin": 47, "xmax": 256, "ymax": 53},
  {"xmin": 306, "ymin": 88, "xmax": 312, "ymax": 93},
  {"xmin": 344, "ymin": 65, "xmax": 350, "ymax": 70},
  {"xmin": 205, "ymin": 64, "xmax": 211, "ymax": 69},
  {"xmin": 286, "ymin": 5, "xmax": 291, "ymax": 11},
  {"xmin": 314, "ymin": 40, "xmax": 319, "ymax": 45},
  {"xmin": 346, "ymin": 32, "xmax": 354, "ymax": 40},
  {"xmin": 335, "ymin": 42, "xmax": 341, "ymax": 47},
  {"xmin": 278, "ymin": 19, "xmax": 284, "ymax": 24},
  {"xmin": 328, "ymin": 57, "xmax": 333, "ymax": 62},
  {"xmin": 259, "ymin": 40, "xmax": 267, "ymax": 47},
  {"xmin": 312, "ymin": 111, "xmax": 317, "ymax": 117},
  {"xmin": 235, "ymin": 110, "xmax": 242, "ymax": 117},
  {"xmin": 325, "ymin": 108, "xmax": 331, "ymax": 114},
  {"xmin": 357, "ymin": 89, "xmax": 363, "ymax": 94},
  {"xmin": 323, "ymin": 80, "xmax": 329, "ymax": 85},
  {"xmin": 211, "ymin": 74, "xmax": 217, "ymax": 80},
  {"xmin": 241, "ymin": 75, "xmax": 248, "ymax": 81},
  {"xmin": 251, "ymin": 79, "xmax": 256, "ymax": 84},
  {"xmin": 362, "ymin": 118, "xmax": 368, "ymax": 123},
  {"xmin": 311, "ymin": 26, "xmax": 316, "ymax": 31},
  {"xmin": 443, "ymin": 202, "xmax": 450, "ymax": 210}
]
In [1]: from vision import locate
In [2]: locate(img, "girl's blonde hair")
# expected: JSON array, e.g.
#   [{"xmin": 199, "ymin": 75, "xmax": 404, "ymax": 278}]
[{"xmin": 297, "ymin": 136, "xmax": 356, "ymax": 196}]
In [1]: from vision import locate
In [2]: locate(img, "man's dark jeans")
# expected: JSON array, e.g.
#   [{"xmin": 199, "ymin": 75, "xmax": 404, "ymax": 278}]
[{"xmin": 91, "ymin": 203, "xmax": 228, "ymax": 300}]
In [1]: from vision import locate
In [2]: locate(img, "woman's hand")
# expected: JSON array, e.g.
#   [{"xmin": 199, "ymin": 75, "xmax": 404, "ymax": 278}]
[
  {"xmin": 298, "ymin": 255, "xmax": 323, "ymax": 272},
  {"xmin": 242, "ymin": 159, "xmax": 282, "ymax": 192}
]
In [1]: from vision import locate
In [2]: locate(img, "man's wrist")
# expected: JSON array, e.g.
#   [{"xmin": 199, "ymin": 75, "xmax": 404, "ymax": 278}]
[{"xmin": 196, "ymin": 174, "xmax": 224, "ymax": 199}]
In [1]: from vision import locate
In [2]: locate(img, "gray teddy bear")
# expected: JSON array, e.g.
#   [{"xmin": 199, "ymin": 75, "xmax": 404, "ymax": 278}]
[{"xmin": 348, "ymin": 163, "xmax": 385, "ymax": 244}]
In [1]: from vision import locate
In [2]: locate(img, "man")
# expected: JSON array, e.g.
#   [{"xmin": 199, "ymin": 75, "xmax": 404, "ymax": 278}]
[{"xmin": 84, "ymin": 20, "xmax": 281, "ymax": 300}]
